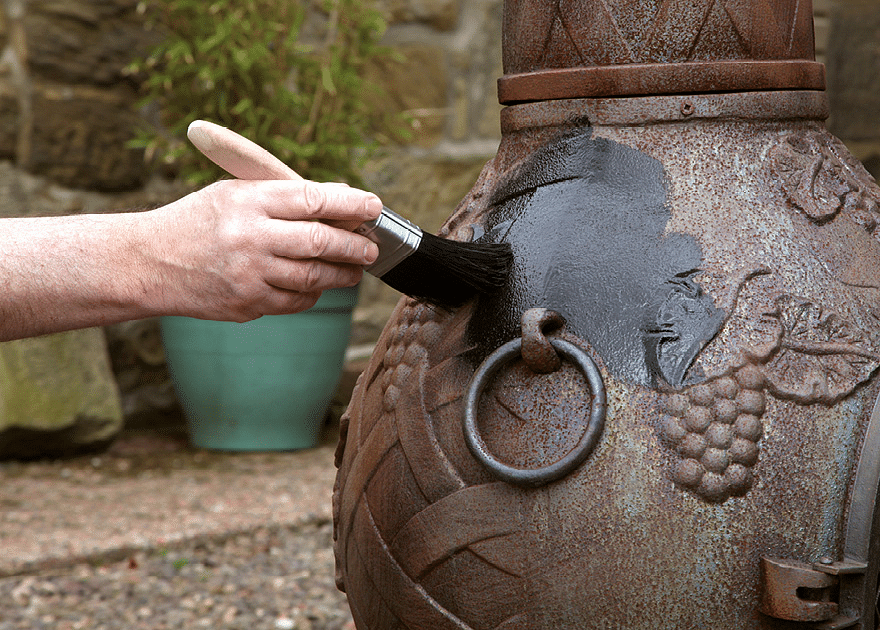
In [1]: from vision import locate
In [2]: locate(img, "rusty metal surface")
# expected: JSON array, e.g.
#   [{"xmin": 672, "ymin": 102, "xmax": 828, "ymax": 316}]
[
  {"xmin": 333, "ymin": 1, "xmax": 880, "ymax": 628},
  {"xmin": 502, "ymin": 0, "xmax": 818, "ymax": 72},
  {"xmin": 498, "ymin": 60, "xmax": 826, "ymax": 104},
  {"xmin": 499, "ymin": 90, "xmax": 830, "ymax": 131},
  {"xmin": 333, "ymin": 91, "xmax": 880, "ymax": 628},
  {"xmin": 500, "ymin": 0, "xmax": 823, "ymax": 102},
  {"xmin": 760, "ymin": 557, "xmax": 838, "ymax": 622},
  {"xmin": 518, "ymin": 308, "xmax": 565, "ymax": 374},
  {"xmin": 462, "ymin": 309, "xmax": 607, "ymax": 488}
]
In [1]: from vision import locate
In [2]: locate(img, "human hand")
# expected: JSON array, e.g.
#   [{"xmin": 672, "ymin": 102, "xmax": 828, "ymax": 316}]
[
  {"xmin": 144, "ymin": 123, "xmax": 382, "ymax": 321},
  {"xmin": 148, "ymin": 174, "xmax": 382, "ymax": 322}
]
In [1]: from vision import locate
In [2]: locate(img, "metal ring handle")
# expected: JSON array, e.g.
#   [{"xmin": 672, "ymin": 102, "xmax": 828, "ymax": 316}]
[{"xmin": 463, "ymin": 337, "xmax": 607, "ymax": 488}]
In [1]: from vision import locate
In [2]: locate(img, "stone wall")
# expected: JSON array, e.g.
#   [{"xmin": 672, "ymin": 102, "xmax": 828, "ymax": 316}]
[
  {"xmin": 353, "ymin": 0, "xmax": 505, "ymax": 339},
  {"xmin": 825, "ymin": 0, "xmax": 880, "ymax": 176},
  {"xmin": 0, "ymin": 0, "xmax": 156, "ymax": 191},
  {"xmin": 0, "ymin": 0, "xmax": 877, "ymax": 437}
]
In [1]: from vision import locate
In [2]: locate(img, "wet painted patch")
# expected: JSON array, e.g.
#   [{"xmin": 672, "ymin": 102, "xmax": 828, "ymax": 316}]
[{"xmin": 468, "ymin": 129, "xmax": 723, "ymax": 388}]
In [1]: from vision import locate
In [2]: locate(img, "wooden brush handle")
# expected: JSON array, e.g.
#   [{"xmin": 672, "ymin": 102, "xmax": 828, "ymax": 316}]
[
  {"xmin": 186, "ymin": 120, "xmax": 362, "ymax": 230},
  {"xmin": 186, "ymin": 120, "xmax": 303, "ymax": 181}
]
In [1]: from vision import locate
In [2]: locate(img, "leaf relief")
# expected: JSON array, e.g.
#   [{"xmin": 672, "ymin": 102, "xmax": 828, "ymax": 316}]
[
  {"xmin": 691, "ymin": 270, "xmax": 783, "ymax": 381},
  {"xmin": 693, "ymin": 270, "xmax": 880, "ymax": 405},
  {"xmin": 763, "ymin": 297, "xmax": 880, "ymax": 405},
  {"xmin": 771, "ymin": 131, "xmax": 880, "ymax": 235}
]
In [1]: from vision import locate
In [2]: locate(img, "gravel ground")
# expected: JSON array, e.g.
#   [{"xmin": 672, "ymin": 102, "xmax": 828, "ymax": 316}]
[
  {"xmin": 0, "ymin": 422, "xmax": 354, "ymax": 630},
  {"xmin": 0, "ymin": 522, "xmax": 352, "ymax": 630}
]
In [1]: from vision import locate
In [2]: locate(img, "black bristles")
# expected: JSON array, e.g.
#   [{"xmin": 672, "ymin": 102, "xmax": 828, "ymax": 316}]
[{"xmin": 377, "ymin": 232, "xmax": 513, "ymax": 309}]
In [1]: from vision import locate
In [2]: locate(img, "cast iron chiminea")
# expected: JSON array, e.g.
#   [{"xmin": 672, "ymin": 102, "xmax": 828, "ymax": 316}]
[{"xmin": 334, "ymin": 1, "xmax": 880, "ymax": 628}]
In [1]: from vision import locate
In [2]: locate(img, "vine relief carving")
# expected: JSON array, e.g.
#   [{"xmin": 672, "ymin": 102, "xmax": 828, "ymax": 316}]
[
  {"xmin": 659, "ymin": 274, "xmax": 880, "ymax": 502},
  {"xmin": 660, "ymin": 131, "xmax": 880, "ymax": 502},
  {"xmin": 771, "ymin": 130, "xmax": 880, "ymax": 232}
]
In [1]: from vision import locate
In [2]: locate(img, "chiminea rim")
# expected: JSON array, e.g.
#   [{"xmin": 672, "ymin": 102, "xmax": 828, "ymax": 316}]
[
  {"xmin": 498, "ymin": 60, "xmax": 826, "ymax": 105},
  {"xmin": 498, "ymin": 91, "xmax": 830, "ymax": 132}
]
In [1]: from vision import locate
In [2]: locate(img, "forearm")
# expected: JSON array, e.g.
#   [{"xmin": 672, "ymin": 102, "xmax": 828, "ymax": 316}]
[{"xmin": 0, "ymin": 212, "xmax": 166, "ymax": 340}]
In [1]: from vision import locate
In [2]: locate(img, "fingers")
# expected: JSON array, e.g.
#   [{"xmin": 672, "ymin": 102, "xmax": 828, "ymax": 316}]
[
  {"xmin": 272, "ymin": 179, "xmax": 382, "ymax": 222},
  {"xmin": 223, "ymin": 287, "xmax": 323, "ymax": 320},
  {"xmin": 267, "ymin": 220, "xmax": 379, "ymax": 266},
  {"xmin": 214, "ymin": 179, "xmax": 381, "ymax": 223},
  {"xmin": 186, "ymin": 121, "xmax": 382, "ymax": 223},
  {"xmin": 262, "ymin": 258, "xmax": 364, "ymax": 296},
  {"xmin": 217, "ymin": 259, "xmax": 361, "ymax": 320},
  {"xmin": 261, "ymin": 290, "xmax": 322, "ymax": 316}
]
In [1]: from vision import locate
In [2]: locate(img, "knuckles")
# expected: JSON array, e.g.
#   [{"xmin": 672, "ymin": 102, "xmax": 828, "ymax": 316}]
[
  {"xmin": 181, "ymin": 178, "xmax": 369, "ymax": 320},
  {"xmin": 300, "ymin": 181, "xmax": 329, "ymax": 217},
  {"xmin": 304, "ymin": 222, "xmax": 332, "ymax": 257},
  {"xmin": 299, "ymin": 261, "xmax": 325, "ymax": 293}
]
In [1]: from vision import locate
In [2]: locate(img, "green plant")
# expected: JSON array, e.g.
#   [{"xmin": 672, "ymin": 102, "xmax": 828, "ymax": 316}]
[{"xmin": 128, "ymin": 0, "xmax": 392, "ymax": 187}]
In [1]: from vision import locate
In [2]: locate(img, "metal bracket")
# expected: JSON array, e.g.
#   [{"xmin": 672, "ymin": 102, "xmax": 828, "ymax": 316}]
[
  {"xmin": 760, "ymin": 557, "xmax": 839, "ymax": 622},
  {"xmin": 812, "ymin": 558, "xmax": 869, "ymax": 576},
  {"xmin": 760, "ymin": 556, "xmax": 867, "ymax": 627}
]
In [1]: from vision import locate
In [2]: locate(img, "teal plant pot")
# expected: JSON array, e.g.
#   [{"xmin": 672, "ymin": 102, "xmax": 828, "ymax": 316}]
[{"xmin": 160, "ymin": 286, "xmax": 359, "ymax": 451}]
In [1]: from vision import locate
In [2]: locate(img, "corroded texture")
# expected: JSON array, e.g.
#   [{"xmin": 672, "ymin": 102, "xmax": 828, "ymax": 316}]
[
  {"xmin": 334, "ymin": 1, "xmax": 880, "ymax": 627},
  {"xmin": 499, "ymin": 0, "xmax": 825, "ymax": 102},
  {"xmin": 502, "ymin": 0, "xmax": 818, "ymax": 71},
  {"xmin": 334, "ymin": 92, "xmax": 880, "ymax": 628}
]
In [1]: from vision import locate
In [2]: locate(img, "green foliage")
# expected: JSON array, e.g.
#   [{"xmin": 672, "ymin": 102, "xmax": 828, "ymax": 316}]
[{"xmin": 128, "ymin": 0, "xmax": 391, "ymax": 187}]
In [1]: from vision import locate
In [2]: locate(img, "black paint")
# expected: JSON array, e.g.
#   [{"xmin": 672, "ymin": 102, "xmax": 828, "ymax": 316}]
[{"xmin": 468, "ymin": 130, "xmax": 722, "ymax": 388}]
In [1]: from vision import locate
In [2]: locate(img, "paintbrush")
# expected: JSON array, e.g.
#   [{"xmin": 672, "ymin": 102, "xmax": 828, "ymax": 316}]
[{"xmin": 186, "ymin": 120, "xmax": 512, "ymax": 309}]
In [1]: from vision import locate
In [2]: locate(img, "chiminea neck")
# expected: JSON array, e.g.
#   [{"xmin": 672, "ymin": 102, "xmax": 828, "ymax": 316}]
[{"xmin": 499, "ymin": 0, "xmax": 825, "ymax": 105}]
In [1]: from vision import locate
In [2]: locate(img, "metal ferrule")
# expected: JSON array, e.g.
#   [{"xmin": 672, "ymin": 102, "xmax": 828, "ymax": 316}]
[{"xmin": 355, "ymin": 206, "xmax": 423, "ymax": 277}]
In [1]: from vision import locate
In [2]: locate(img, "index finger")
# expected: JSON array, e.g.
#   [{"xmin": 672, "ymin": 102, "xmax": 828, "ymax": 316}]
[{"xmin": 248, "ymin": 179, "xmax": 383, "ymax": 223}]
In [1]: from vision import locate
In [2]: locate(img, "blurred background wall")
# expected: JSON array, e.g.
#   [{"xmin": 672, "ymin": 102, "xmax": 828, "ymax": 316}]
[{"xmin": 0, "ymin": 0, "xmax": 876, "ymax": 435}]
